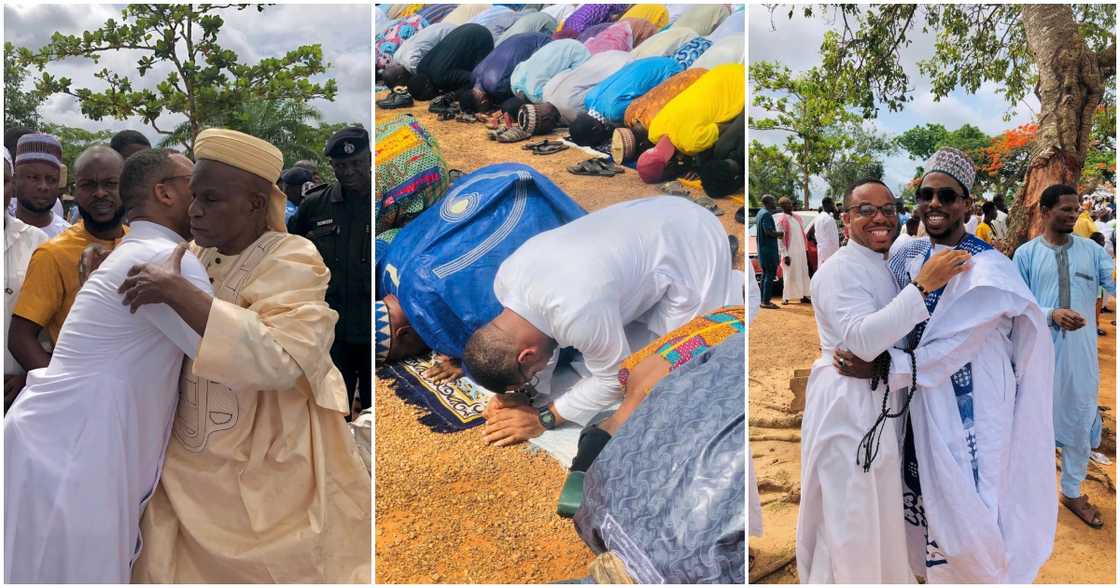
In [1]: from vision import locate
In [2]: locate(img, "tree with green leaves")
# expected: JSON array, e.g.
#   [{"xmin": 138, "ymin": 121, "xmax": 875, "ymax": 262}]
[
  {"xmin": 18, "ymin": 4, "xmax": 338, "ymax": 152},
  {"xmin": 4, "ymin": 42, "xmax": 46, "ymax": 129},
  {"xmin": 773, "ymin": 3, "xmax": 1116, "ymax": 248},
  {"xmin": 823, "ymin": 124, "xmax": 894, "ymax": 200},
  {"xmin": 897, "ymin": 123, "xmax": 994, "ymax": 191},
  {"xmin": 748, "ymin": 140, "xmax": 799, "ymax": 207},
  {"xmin": 750, "ymin": 62, "xmax": 863, "ymax": 204}
]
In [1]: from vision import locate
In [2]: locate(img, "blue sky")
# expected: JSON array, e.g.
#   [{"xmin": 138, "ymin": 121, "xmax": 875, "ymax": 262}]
[
  {"xmin": 749, "ymin": 6, "xmax": 1039, "ymax": 206},
  {"xmin": 5, "ymin": 3, "xmax": 371, "ymax": 143}
]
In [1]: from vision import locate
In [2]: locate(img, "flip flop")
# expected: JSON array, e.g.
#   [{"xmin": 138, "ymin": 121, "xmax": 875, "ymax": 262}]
[
  {"xmin": 496, "ymin": 127, "xmax": 531, "ymax": 143},
  {"xmin": 694, "ymin": 194, "xmax": 723, "ymax": 215},
  {"xmin": 1062, "ymin": 494, "xmax": 1104, "ymax": 529},
  {"xmin": 568, "ymin": 159, "xmax": 618, "ymax": 177},
  {"xmin": 658, "ymin": 180, "xmax": 690, "ymax": 196},
  {"xmin": 532, "ymin": 143, "xmax": 568, "ymax": 155}
]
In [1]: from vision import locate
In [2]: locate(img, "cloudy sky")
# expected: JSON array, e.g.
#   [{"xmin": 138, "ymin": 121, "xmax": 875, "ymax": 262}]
[
  {"xmin": 5, "ymin": 3, "xmax": 371, "ymax": 144},
  {"xmin": 749, "ymin": 6, "xmax": 1039, "ymax": 206}
]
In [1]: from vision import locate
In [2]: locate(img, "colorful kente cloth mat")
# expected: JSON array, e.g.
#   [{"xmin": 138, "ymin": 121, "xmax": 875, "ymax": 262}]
[
  {"xmin": 377, "ymin": 351, "xmax": 487, "ymax": 433},
  {"xmin": 618, "ymin": 305, "xmax": 745, "ymax": 387}
]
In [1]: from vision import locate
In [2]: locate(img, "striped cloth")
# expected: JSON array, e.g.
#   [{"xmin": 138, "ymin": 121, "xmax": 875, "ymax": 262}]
[
  {"xmin": 617, "ymin": 305, "xmax": 745, "ymax": 388},
  {"xmin": 375, "ymin": 114, "xmax": 449, "ymax": 243}
]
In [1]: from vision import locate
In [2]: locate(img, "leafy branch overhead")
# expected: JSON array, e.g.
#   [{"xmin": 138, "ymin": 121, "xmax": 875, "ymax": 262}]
[
  {"xmin": 19, "ymin": 3, "xmax": 338, "ymax": 150},
  {"xmin": 784, "ymin": 4, "xmax": 1115, "ymax": 118}
]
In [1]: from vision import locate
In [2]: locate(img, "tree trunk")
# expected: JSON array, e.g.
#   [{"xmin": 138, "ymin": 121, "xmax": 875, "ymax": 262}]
[
  {"xmin": 801, "ymin": 171, "xmax": 811, "ymax": 209},
  {"xmin": 1008, "ymin": 5, "xmax": 1107, "ymax": 251}
]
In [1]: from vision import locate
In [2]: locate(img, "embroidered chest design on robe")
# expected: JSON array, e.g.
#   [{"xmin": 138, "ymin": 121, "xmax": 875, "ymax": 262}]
[{"xmin": 174, "ymin": 233, "xmax": 285, "ymax": 452}]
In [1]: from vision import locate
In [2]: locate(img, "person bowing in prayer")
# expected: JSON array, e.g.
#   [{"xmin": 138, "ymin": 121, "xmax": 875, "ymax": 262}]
[
  {"xmin": 122, "ymin": 129, "xmax": 371, "ymax": 583},
  {"xmin": 462, "ymin": 196, "xmax": 743, "ymax": 447},
  {"xmin": 1015, "ymin": 184, "xmax": 1115, "ymax": 530},
  {"xmin": 797, "ymin": 179, "xmax": 969, "ymax": 583}
]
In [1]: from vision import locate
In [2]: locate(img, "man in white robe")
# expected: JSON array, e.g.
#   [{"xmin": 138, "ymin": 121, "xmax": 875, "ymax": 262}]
[
  {"xmin": 4, "ymin": 147, "xmax": 49, "ymax": 407},
  {"xmin": 850, "ymin": 148, "xmax": 1056, "ymax": 583},
  {"xmin": 1015, "ymin": 184, "xmax": 1115, "ymax": 529},
  {"xmin": 463, "ymin": 196, "xmax": 743, "ymax": 446},
  {"xmin": 797, "ymin": 179, "xmax": 968, "ymax": 583},
  {"xmin": 4, "ymin": 149, "xmax": 211, "ymax": 583},
  {"xmin": 774, "ymin": 196, "xmax": 810, "ymax": 304},
  {"xmin": 808, "ymin": 197, "xmax": 841, "ymax": 270}
]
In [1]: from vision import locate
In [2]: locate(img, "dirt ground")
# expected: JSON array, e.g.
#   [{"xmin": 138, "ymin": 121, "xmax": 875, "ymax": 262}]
[
  {"xmin": 374, "ymin": 91, "xmax": 745, "ymax": 583},
  {"xmin": 748, "ymin": 298, "xmax": 1117, "ymax": 584}
]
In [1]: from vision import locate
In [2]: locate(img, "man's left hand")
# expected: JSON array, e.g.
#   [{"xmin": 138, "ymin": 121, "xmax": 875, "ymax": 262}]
[
  {"xmin": 118, "ymin": 243, "xmax": 188, "ymax": 313},
  {"xmin": 834, "ymin": 349, "xmax": 875, "ymax": 379},
  {"xmin": 482, "ymin": 404, "xmax": 544, "ymax": 447}
]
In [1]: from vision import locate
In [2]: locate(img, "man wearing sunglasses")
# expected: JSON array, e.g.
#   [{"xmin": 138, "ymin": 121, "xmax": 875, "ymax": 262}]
[
  {"xmin": 798, "ymin": 178, "xmax": 969, "ymax": 583},
  {"xmin": 840, "ymin": 147, "xmax": 1055, "ymax": 583}
]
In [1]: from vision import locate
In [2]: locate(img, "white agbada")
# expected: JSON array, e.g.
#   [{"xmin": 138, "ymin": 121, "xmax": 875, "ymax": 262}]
[
  {"xmin": 887, "ymin": 235, "xmax": 1056, "ymax": 584},
  {"xmin": 774, "ymin": 211, "xmax": 811, "ymax": 301},
  {"xmin": 992, "ymin": 209, "xmax": 1009, "ymax": 241},
  {"xmin": 889, "ymin": 231, "xmax": 916, "ymax": 259},
  {"xmin": 493, "ymin": 196, "xmax": 743, "ymax": 426},
  {"xmin": 797, "ymin": 240, "xmax": 929, "ymax": 583},
  {"xmin": 5, "ymin": 214, "xmax": 49, "ymax": 375},
  {"xmin": 748, "ymin": 272, "xmax": 763, "ymax": 537},
  {"xmin": 963, "ymin": 215, "xmax": 979, "ymax": 235},
  {"xmin": 810, "ymin": 211, "xmax": 840, "ymax": 269},
  {"xmin": 4, "ymin": 221, "xmax": 214, "ymax": 583}
]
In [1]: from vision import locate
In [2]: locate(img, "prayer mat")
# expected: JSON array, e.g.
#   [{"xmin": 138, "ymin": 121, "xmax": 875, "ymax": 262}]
[{"xmin": 377, "ymin": 351, "xmax": 487, "ymax": 432}]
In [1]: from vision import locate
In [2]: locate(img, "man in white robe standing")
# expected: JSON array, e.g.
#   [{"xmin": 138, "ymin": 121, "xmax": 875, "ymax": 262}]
[
  {"xmin": 797, "ymin": 178, "xmax": 968, "ymax": 583},
  {"xmin": 4, "ymin": 149, "xmax": 212, "ymax": 583},
  {"xmin": 775, "ymin": 196, "xmax": 811, "ymax": 304},
  {"xmin": 463, "ymin": 196, "xmax": 743, "ymax": 446},
  {"xmin": 1015, "ymin": 184, "xmax": 1115, "ymax": 530},
  {"xmin": 841, "ymin": 148, "xmax": 1056, "ymax": 583},
  {"xmin": 808, "ymin": 196, "xmax": 841, "ymax": 270}
]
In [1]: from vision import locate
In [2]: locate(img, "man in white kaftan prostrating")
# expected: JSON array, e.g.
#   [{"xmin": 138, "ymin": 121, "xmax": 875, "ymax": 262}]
[
  {"xmin": 4, "ymin": 150, "xmax": 211, "ymax": 583},
  {"xmin": 840, "ymin": 148, "xmax": 1056, "ymax": 583},
  {"xmin": 463, "ymin": 196, "xmax": 744, "ymax": 447},
  {"xmin": 797, "ymin": 179, "xmax": 969, "ymax": 583},
  {"xmin": 774, "ymin": 196, "xmax": 810, "ymax": 304}
]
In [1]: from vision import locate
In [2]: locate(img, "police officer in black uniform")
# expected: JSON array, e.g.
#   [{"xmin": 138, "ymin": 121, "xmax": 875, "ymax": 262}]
[{"xmin": 288, "ymin": 126, "xmax": 372, "ymax": 410}]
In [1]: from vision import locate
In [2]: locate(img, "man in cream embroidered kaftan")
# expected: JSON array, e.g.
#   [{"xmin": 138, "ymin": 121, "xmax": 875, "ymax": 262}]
[{"xmin": 127, "ymin": 129, "xmax": 371, "ymax": 583}]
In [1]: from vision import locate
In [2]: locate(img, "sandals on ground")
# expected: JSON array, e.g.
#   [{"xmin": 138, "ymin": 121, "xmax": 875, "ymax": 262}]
[{"xmin": 568, "ymin": 158, "xmax": 624, "ymax": 177}]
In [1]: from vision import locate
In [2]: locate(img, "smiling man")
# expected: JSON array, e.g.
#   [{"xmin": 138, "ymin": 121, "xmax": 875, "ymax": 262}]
[
  {"xmin": 797, "ymin": 178, "xmax": 968, "ymax": 583},
  {"xmin": 288, "ymin": 126, "xmax": 372, "ymax": 410},
  {"xmin": 124, "ymin": 128, "xmax": 371, "ymax": 582},
  {"xmin": 8, "ymin": 144, "xmax": 127, "ymax": 378},
  {"xmin": 876, "ymin": 147, "xmax": 1056, "ymax": 583},
  {"xmin": 1015, "ymin": 184, "xmax": 1115, "ymax": 530}
]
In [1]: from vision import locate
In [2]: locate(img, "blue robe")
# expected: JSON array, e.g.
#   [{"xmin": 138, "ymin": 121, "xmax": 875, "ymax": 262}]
[
  {"xmin": 583, "ymin": 56, "xmax": 684, "ymax": 123},
  {"xmin": 377, "ymin": 163, "xmax": 586, "ymax": 358},
  {"xmin": 471, "ymin": 32, "xmax": 552, "ymax": 100},
  {"xmin": 509, "ymin": 39, "xmax": 591, "ymax": 103},
  {"xmin": 1014, "ymin": 235, "xmax": 1115, "ymax": 450}
]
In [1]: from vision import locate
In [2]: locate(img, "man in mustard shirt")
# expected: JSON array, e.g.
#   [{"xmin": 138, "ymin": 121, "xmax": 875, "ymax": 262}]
[{"xmin": 7, "ymin": 144, "xmax": 126, "ymax": 383}]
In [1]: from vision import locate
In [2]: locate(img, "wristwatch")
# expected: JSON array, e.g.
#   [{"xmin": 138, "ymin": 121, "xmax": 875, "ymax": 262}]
[{"xmin": 538, "ymin": 406, "xmax": 558, "ymax": 430}]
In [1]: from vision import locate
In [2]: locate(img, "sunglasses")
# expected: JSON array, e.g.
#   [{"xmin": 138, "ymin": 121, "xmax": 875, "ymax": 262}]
[
  {"xmin": 848, "ymin": 203, "xmax": 898, "ymax": 219},
  {"xmin": 916, "ymin": 187, "xmax": 965, "ymax": 205}
]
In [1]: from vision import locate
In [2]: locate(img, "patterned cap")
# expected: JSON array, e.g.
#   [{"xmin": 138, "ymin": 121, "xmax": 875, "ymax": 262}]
[
  {"xmin": 375, "ymin": 300, "xmax": 392, "ymax": 361},
  {"xmin": 519, "ymin": 104, "xmax": 540, "ymax": 135},
  {"xmin": 923, "ymin": 147, "xmax": 975, "ymax": 194},
  {"xmin": 15, "ymin": 133, "xmax": 63, "ymax": 170}
]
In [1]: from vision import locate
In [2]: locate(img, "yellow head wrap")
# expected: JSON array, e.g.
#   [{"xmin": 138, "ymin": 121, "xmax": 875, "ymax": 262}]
[{"xmin": 194, "ymin": 128, "xmax": 287, "ymax": 233}]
